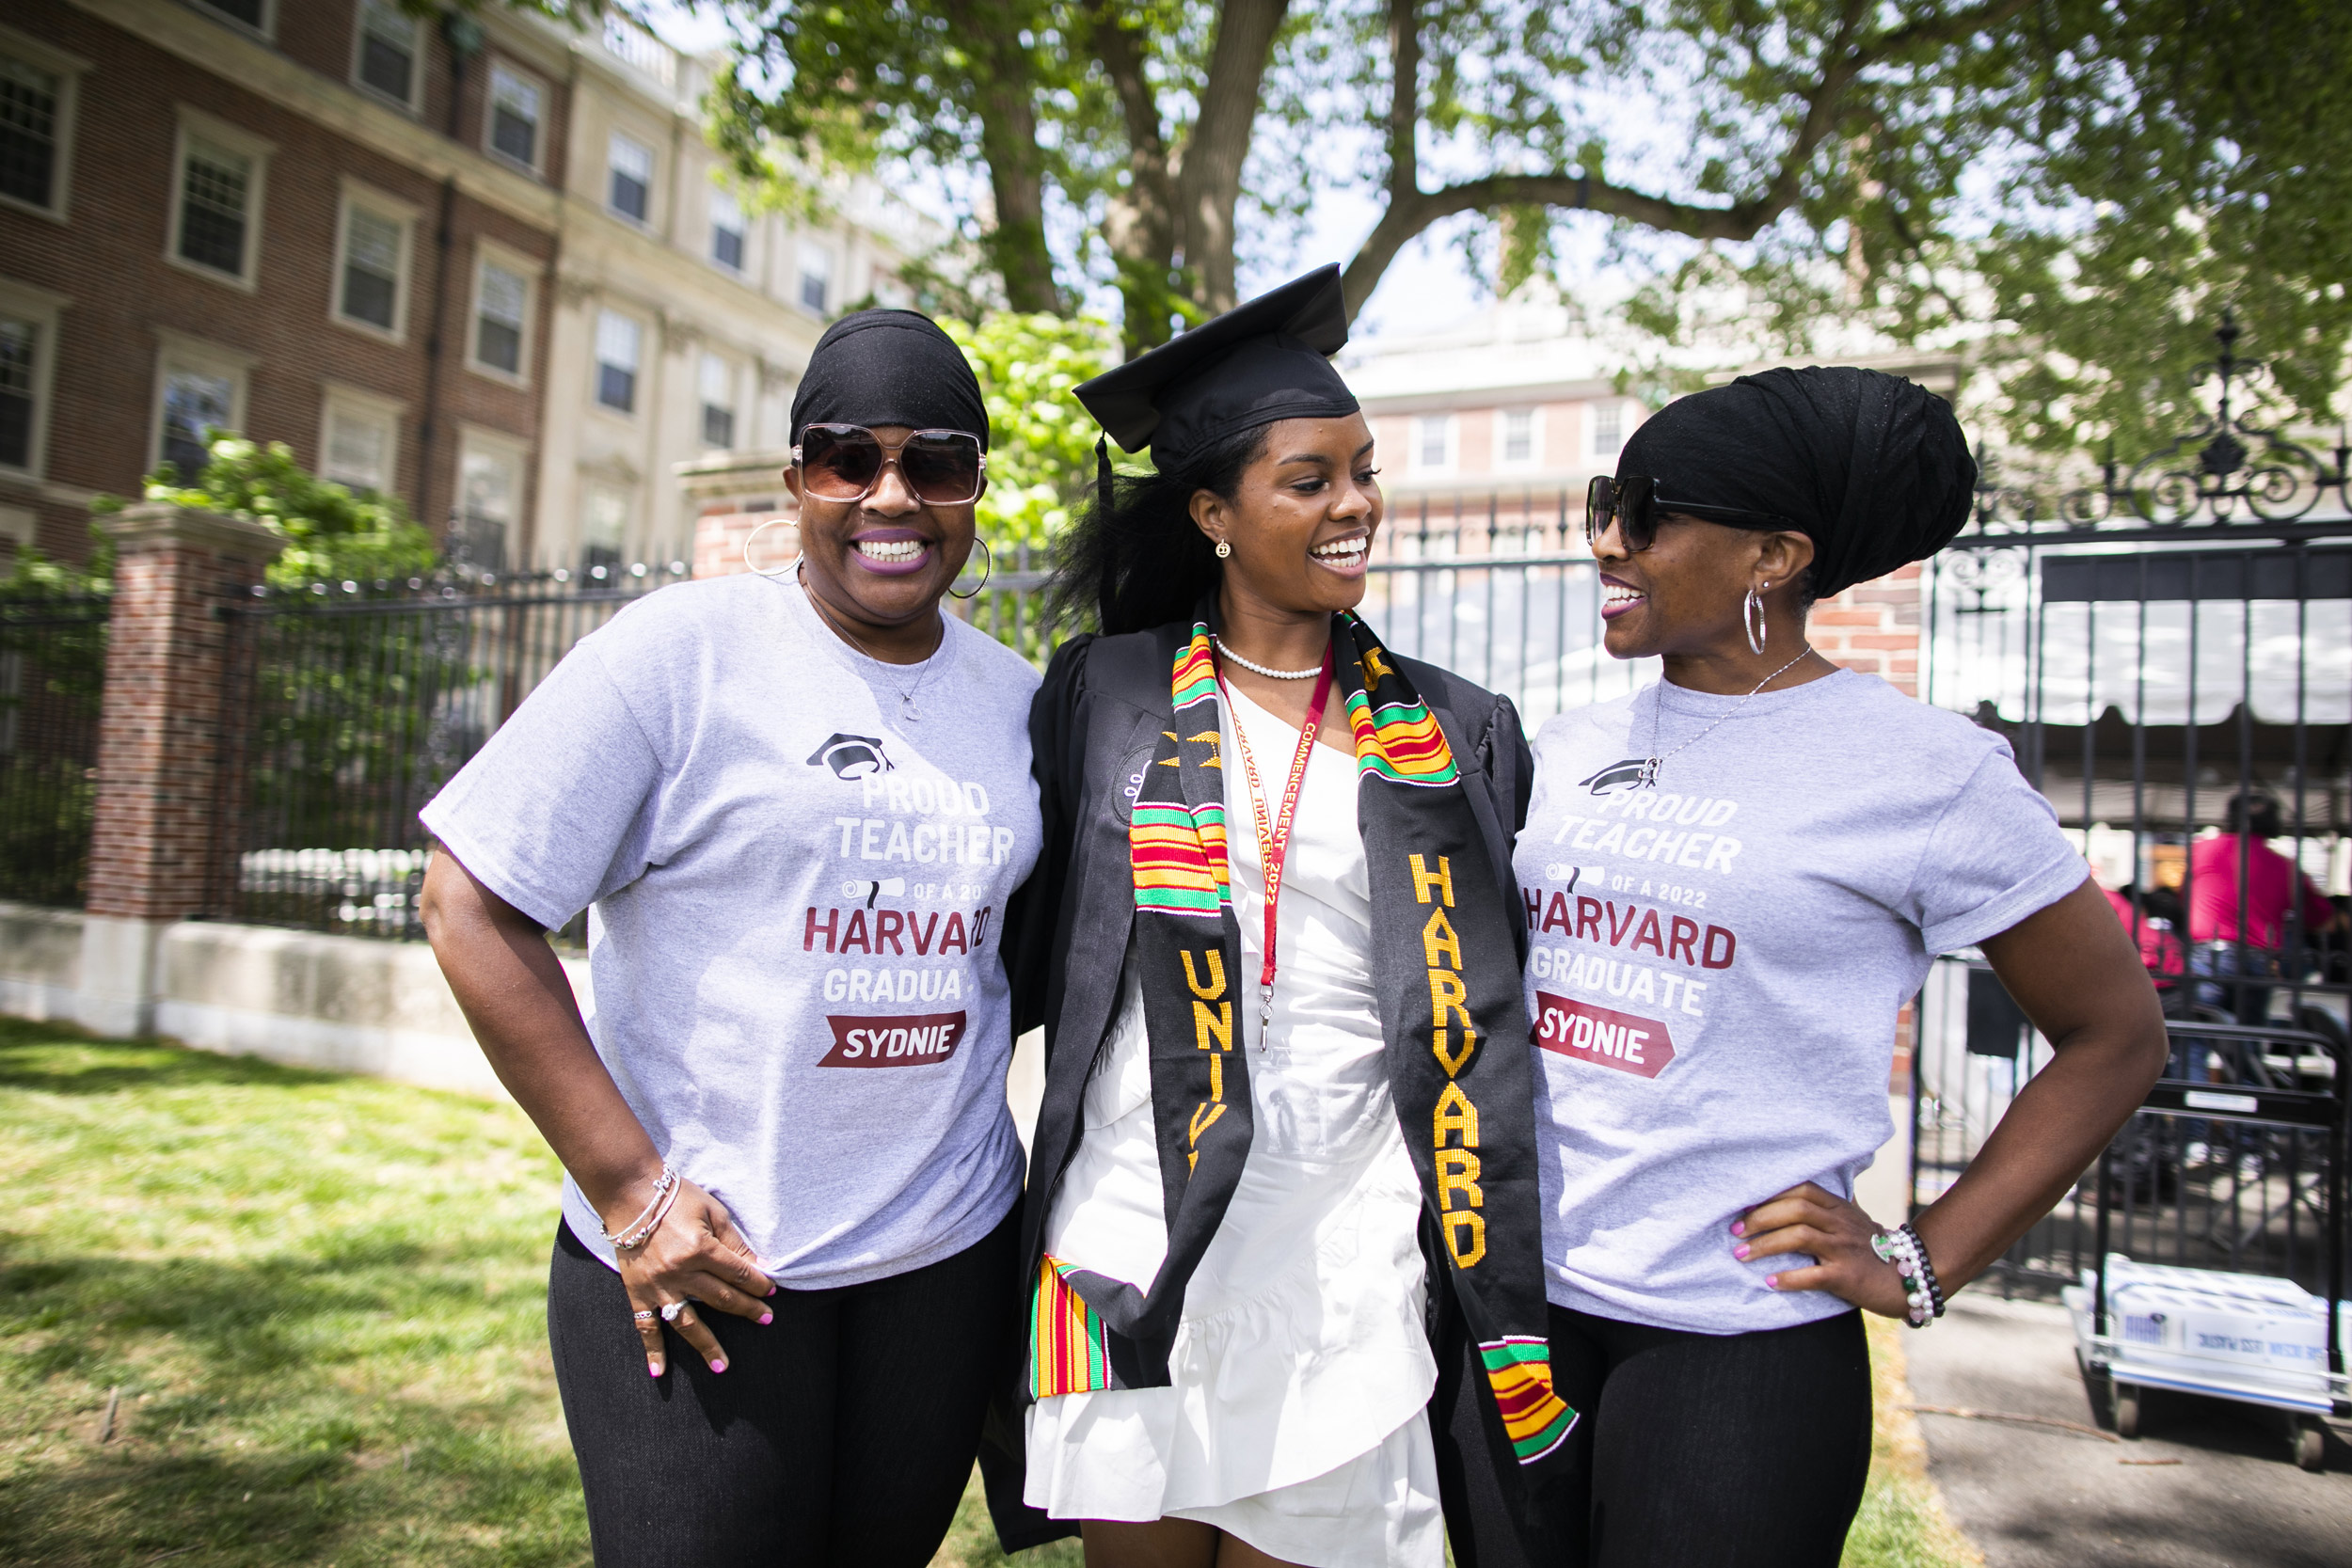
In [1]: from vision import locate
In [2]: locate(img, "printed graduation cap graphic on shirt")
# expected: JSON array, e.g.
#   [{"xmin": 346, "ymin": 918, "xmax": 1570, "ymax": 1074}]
[{"xmin": 808, "ymin": 734, "xmax": 893, "ymax": 779}]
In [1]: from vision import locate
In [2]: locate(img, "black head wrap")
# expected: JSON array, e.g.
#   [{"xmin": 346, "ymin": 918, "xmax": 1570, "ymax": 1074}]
[
  {"xmin": 1618, "ymin": 366, "xmax": 1975, "ymax": 598},
  {"xmin": 789, "ymin": 309, "xmax": 989, "ymax": 449}
]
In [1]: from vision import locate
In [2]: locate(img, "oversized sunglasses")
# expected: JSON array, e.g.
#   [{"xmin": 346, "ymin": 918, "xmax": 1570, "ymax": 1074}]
[
  {"xmin": 1585, "ymin": 474, "xmax": 1795, "ymax": 553},
  {"xmin": 792, "ymin": 424, "xmax": 987, "ymax": 506}
]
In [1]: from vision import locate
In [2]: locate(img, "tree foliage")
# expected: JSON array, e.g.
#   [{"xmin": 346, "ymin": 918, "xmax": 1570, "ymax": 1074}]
[
  {"xmin": 713, "ymin": 0, "xmax": 2352, "ymax": 451},
  {"xmin": 135, "ymin": 437, "xmax": 442, "ymax": 589},
  {"xmin": 943, "ymin": 311, "xmax": 1122, "ymax": 546}
]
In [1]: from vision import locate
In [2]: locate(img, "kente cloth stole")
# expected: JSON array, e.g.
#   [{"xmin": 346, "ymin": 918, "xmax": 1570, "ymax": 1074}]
[{"xmin": 1031, "ymin": 605, "xmax": 1577, "ymax": 1467}]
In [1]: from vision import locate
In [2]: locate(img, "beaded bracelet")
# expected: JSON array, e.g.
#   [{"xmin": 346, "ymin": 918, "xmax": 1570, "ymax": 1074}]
[
  {"xmin": 603, "ymin": 1163, "xmax": 678, "ymax": 1251},
  {"xmin": 1870, "ymin": 1224, "xmax": 1945, "ymax": 1327}
]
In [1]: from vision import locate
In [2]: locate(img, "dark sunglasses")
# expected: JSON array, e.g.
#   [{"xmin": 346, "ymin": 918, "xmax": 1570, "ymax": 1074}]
[
  {"xmin": 793, "ymin": 424, "xmax": 986, "ymax": 507},
  {"xmin": 1585, "ymin": 474, "xmax": 1795, "ymax": 553}
]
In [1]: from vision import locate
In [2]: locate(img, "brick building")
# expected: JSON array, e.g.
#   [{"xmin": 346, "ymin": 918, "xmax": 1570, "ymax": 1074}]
[{"xmin": 0, "ymin": 1, "xmax": 927, "ymax": 572}]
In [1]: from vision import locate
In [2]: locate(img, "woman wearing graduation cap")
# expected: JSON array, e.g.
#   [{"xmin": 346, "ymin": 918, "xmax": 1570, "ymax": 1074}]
[
  {"xmin": 985, "ymin": 267, "xmax": 1571, "ymax": 1568},
  {"xmin": 1502, "ymin": 370, "xmax": 2166, "ymax": 1564}
]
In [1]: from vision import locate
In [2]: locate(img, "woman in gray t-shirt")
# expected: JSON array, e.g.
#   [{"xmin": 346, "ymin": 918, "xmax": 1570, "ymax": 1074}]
[
  {"xmin": 1498, "ymin": 369, "xmax": 2167, "ymax": 1567},
  {"xmin": 420, "ymin": 311, "xmax": 1042, "ymax": 1566}
]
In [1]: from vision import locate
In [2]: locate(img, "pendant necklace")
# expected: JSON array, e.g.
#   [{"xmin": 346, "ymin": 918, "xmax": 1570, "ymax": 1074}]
[
  {"xmin": 795, "ymin": 563, "xmax": 939, "ymax": 721},
  {"xmin": 1635, "ymin": 649, "xmax": 1815, "ymax": 788}
]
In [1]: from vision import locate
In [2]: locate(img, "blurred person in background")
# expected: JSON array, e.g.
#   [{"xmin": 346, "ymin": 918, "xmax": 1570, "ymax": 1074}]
[{"xmin": 2187, "ymin": 792, "xmax": 2343, "ymax": 1024}]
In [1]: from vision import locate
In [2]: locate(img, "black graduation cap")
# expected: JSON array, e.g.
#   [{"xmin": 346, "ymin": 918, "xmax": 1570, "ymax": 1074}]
[{"xmin": 1075, "ymin": 264, "xmax": 1359, "ymax": 472}]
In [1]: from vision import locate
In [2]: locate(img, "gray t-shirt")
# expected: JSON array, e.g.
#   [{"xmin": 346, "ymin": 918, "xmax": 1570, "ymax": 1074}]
[
  {"xmin": 421, "ymin": 571, "xmax": 1042, "ymax": 1287},
  {"xmin": 1515, "ymin": 670, "xmax": 2086, "ymax": 1334}
]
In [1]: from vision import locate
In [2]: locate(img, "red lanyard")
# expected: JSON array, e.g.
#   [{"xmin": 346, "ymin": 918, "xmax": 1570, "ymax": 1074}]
[{"xmin": 1216, "ymin": 646, "xmax": 1337, "ymax": 1044}]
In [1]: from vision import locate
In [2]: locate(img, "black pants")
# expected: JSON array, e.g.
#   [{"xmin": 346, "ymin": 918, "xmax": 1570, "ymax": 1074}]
[
  {"xmin": 547, "ymin": 1209, "xmax": 1020, "ymax": 1567},
  {"xmin": 1440, "ymin": 1304, "xmax": 1872, "ymax": 1568}
]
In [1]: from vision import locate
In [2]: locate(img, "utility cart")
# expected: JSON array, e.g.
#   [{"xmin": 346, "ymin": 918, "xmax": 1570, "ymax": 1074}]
[{"xmin": 2062, "ymin": 1021, "xmax": 2348, "ymax": 1471}]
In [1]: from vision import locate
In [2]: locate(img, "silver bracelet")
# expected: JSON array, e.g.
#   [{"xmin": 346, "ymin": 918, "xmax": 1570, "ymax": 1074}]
[{"xmin": 603, "ymin": 1163, "xmax": 678, "ymax": 1250}]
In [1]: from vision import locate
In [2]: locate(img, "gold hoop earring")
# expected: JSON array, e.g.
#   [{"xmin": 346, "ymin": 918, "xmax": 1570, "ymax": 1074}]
[
  {"xmin": 742, "ymin": 515, "xmax": 797, "ymax": 578},
  {"xmin": 1214, "ymin": 540, "xmax": 1232, "ymax": 559}
]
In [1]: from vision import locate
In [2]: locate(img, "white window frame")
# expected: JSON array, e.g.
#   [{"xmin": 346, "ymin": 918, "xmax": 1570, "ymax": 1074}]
[
  {"xmin": 466, "ymin": 241, "xmax": 535, "ymax": 387},
  {"xmin": 484, "ymin": 58, "xmax": 545, "ymax": 175},
  {"xmin": 350, "ymin": 0, "xmax": 424, "ymax": 115},
  {"xmin": 1412, "ymin": 413, "xmax": 1456, "ymax": 475},
  {"xmin": 151, "ymin": 329, "xmax": 257, "ymax": 476},
  {"xmin": 698, "ymin": 351, "xmax": 737, "ymax": 451},
  {"xmin": 0, "ymin": 26, "xmax": 87, "ymax": 226},
  {"xmin": 166, "ymin": 107, "xmax": 272, "ymax": 292},
  {"xmin": 317, "ymin": 382, "xmax": 404, "ymax": 495},
  {"xmin": 189, "ymin": 0, "xmax": 276, "ymax": 41},
  {"xmin": 594, "ymin": 308, "xmax": 644, "ymax": 419},
  {"xmin": 1590, "ymin": 399, "xmax": 1625, "ymax": 457},
  {"xmin": 797, "ymin": 241, "xmax": 834, "ymax": 315},
  {"xmin": 707, "ymin": 183, "xmax": 747, "ymax": 274},
  {"xmin": 329, "ymin": 179, "xmax": 417, "ymax": 345},
  {"xmin": 457, "ymin": 424, "xmax": 530, "ymax": 565},
  {"xmin": 0, "ymin": 277, "xmax": 67, "ymax": 483},
  {"xmin": 1497, "ymin": 405, "xmax": 1542, "ymax": 469},
  {"xmin": 580, "ymin": 478, "xmax": 632, "ymax": 564},
  {"xmin": 607, "ymin": 129, "xmax": 655, "ymax": 226}
]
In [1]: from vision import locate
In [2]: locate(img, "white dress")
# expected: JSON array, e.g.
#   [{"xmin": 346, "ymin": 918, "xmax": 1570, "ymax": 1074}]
[{"xmin": 1023, "ymin": 684, "xmax": 1444, "ymax": 1568}]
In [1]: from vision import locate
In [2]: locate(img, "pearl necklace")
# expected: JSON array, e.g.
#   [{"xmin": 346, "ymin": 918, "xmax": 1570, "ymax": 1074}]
[{"xmin": 1211, "ymin": 634, "xmax": 1324, "ymax": 680}]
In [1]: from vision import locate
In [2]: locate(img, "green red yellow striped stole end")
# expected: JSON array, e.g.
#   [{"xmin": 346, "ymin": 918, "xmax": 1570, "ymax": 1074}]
[
  {"xmin": 1480, "ymin": 1338, "xmax": 1578, "ymax": 1462},
  {"xmin": 1030, "ymin": 1255, "xmax": 1114, "ymax": 1399},
  {"xmin": 1345, "ymin": 689, "xmax": 1459, "ymax": 786},
  {"xmin": 1130, "ymin": 801, "xmax": 1230, "ymax": 918},
  {"xmin": 1172, "ymin": 626, "xmax": 1218, "ymax": 711}
]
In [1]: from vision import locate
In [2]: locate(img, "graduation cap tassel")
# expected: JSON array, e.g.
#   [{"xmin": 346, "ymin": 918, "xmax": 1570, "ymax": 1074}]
[{"xmin": 1096, "ymin": 435, "xmax": 1114, "ymax": 519}]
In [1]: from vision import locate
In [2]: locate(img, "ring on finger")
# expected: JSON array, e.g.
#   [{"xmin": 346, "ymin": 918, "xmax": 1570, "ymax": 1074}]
[
  {"xmin": 660, "ymin": 1300, "xmax": 691, "ymax": 1324},
  {"xmin": 631, "ymin": 1308, "xmax": 660, "ymax": 1323}
]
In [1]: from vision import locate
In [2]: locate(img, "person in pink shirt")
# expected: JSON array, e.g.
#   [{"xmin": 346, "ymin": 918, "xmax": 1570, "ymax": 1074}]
[
  {"xmin": 2101, "ymin": 884, "xmax": 2185, "ymax": 990},
  {"xmin": 2187, "ymin": 793, "xmax": 2342, "ymax": 1022}
]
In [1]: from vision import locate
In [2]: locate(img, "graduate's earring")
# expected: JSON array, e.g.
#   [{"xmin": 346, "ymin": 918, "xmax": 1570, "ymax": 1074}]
[{"xmin": 1214, "ymin": 540, "xmax": 1232, "ymax": 559}]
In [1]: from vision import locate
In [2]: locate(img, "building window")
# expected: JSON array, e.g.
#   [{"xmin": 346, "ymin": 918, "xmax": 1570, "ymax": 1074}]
[
  {"xmin": 354, "ymin": 0, "xmax": 420, "ymax": 108},
  {"xmin": 487, "ymin": 64, "xmax": 541, "ymax": 169},
  {"xmin": 595, "ymin": 309, "xmax": 640, "ymax": 414},
  {"xmin": 160, "ymin": 367, "xmax": 236, "ymax": 478},
  {"xmin": 1500, "ymin": 407, "xmax": 1535, "ymax": 466},
  {"xmin": 335, "ymin": 197, "xmax": 408, "ymax": 338},
  {"xmin": 1414, "ymin": 414, "xmax": 1453, "ymax": 471},
  {"xmin": 194, "ymin": 0, "xmax": 270, "ymax": 34},
  {"xmin": 699, "ymin": 353, "xmax": 735, "ymax": 451},
  {"xmin": 458, "ymin": 436, "xmax": 523, "ymax": 569},
  {"xmin": 471, "ymin": 254, "xmax": 530, "ymax": 379},
  {"xmin": 0, "ymin": 55, "xmax": 60, "ymax": 213},
  {"xmin": 581, "ymin": 482, "xmax": 629, "ymax": 569},
  {"xmin": 798, "ymin": 244, "xmax": 832, "ymax": 314},
  {"xmin": 177, "ymin": 137, "xmax": 254, "ymax": 278},
  {"xmin": 0, "ymin": 315, "xmax": 34, "ymax": 470},
  {"xmin": 608, "ymin": 132, "xmax": 652, "ymax": 224},
  {"xmin": 709, "ymin": 185, "xmax": 745, "ymax": 272},
  {"xmin": 1592, "ymin": 401, "xmax": 1623, "ymax": 456},
  {"xmin": 321, "ymin": 396, "xmax": 398, "ymax": 493}
]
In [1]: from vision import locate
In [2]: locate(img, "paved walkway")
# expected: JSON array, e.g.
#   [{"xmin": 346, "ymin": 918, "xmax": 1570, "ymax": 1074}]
[{"xmin": 1905, "ymin": 1291, "xmax": 2352, "ymax": 1567}]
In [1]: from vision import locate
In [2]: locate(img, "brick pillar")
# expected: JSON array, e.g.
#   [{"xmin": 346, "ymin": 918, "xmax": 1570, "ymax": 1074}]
[
  {"xmin": 1808, "ymin": 562, "xmax": 1923, "ymax": 697},
  {"xmin": 77, "ymin": 504, "xmax": 283, "ymax": 1036},
  {"xmin": 693, "ymin": 508, "xmax": 796, "ymax": 579}
]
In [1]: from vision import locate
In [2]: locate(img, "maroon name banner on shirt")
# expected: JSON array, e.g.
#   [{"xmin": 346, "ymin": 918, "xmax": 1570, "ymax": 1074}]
[
  {"xmin": 1532, "ymin": 991, "xmax": 1677, "ymax": 1080},
  {"xmin": 819, "ymin": 1011, "xmax": 968, "ymax": 1068}
]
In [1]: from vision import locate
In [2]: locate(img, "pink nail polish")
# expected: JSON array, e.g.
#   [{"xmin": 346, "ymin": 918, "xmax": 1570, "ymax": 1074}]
[
  {"xmin": 1734, "ymin": 1243, "xmax": 1751, "ymax": 1260},
  {"xmin": 1765, "ymin": 1275, "xmax": 1780, "ymax": 1289},
  {"xmin": 711, "ymin": 1360, "xmax": 727, "ymax": 1373},
  {"xmin": 758, "ymin": 1312, "xmax": 773, "ymax": 1326},
  {"xmin": 1730, "ymin": 1221, "xmax": 1745, "ymax": 1237},
  {"xmin": 647, "ymin": 1365, "xmax": 660, "ymax": 1377}
]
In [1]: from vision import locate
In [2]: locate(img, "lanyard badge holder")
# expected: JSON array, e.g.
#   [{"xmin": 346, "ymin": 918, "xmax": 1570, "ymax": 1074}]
[{"xmin": 1216, "ymin": 646, "xmax": 1337, "ymax": 1047}]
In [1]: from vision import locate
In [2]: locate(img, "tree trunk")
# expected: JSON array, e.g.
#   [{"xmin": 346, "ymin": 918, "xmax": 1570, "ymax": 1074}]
[
  {"xmin": 1088, "ymin": 0, "xmax": 1181, "ymax": 355},
  {"xmin": 1178, "ymin": 0, "xmax": 1291, "ymax": 314},
  {"xmin": 946, "ymin": 0, "xmax": 1063, "ymax": 314}
]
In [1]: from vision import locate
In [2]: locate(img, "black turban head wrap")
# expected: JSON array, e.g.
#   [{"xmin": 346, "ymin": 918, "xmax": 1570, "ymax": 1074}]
[
  {"xmin": 789, "ymin": 309, "xmax": 989, "ymax": 450},
  {"xmin": 1618, "ymin": 366, "xmax": 1976, "ymax": 599}
]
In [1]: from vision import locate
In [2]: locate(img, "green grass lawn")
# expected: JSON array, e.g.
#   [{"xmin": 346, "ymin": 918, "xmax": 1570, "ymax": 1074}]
[{"xmin": 0, "ymin": 1020, "xmax": 1966, "ymax": 1566}]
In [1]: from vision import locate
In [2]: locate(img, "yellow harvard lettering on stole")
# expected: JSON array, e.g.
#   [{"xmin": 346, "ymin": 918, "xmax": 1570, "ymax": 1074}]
[
  {"xmin": 1182, "ymin": 948, "xmax": 1232, "ymax": 1171},
  {"xmin": 1413, "ymin": 853, "xmax": 1487, "ymax": 1266}
]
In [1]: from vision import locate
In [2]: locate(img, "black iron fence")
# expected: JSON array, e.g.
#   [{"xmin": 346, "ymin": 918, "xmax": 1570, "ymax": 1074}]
[
  {"xmin": 0, "ymin": 594, "xmax": 109, "ymax": 907},
  {"xmin": 214, "ymin": 562, "xmax": 691, "ymax": 939}
]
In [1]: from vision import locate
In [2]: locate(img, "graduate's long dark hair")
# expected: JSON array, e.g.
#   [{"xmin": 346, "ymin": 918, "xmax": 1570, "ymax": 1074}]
[{"xmin": 1045, "ymin": 425, "xmax": 1271, "ymax": 636}]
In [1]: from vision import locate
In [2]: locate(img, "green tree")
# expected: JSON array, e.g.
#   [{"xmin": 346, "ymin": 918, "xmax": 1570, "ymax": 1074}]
[
  {"xmin": 138, "ymin": 436, "xmax": 441, "ymax": 588},
  {"xmin": 944, "ymin": 311, "xmax": 1121, "ymax": 547},
  {"xmin": 715, "ymin": 1, "xmax": 2352, "ymax": 445}
]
